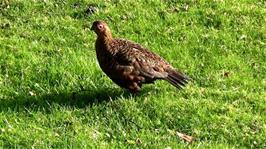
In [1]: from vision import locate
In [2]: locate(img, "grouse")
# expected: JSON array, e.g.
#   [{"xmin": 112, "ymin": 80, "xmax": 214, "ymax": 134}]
[{"xmin": 91, "ymin": 20, "xmax": 189, "ymax": 93}]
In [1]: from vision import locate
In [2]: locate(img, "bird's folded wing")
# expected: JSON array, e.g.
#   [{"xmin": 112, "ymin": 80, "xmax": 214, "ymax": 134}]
[{"xmin": 113, "ymin": 39, "xmax": 169, "ymax": 79}]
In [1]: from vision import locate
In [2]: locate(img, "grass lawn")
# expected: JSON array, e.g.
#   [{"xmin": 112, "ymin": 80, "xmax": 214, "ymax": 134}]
[{"xmin": 0, "ymin": 0, "xmax": 265, "ymax": 148}]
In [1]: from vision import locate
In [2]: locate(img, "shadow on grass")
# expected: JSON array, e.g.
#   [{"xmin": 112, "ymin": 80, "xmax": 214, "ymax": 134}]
[
  {"xmin": 0, "ymin": 87, "xmax": 129, "ymax": 112},
  {"xmin": 0, "ymin": 86, "xmax": 154, "ymax": 112}
]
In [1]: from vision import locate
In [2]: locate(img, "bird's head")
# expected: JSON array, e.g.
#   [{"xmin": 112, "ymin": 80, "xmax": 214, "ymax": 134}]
[{"xmin": 90, "ymin": 21, "xmax": 112, "ymax": 38}]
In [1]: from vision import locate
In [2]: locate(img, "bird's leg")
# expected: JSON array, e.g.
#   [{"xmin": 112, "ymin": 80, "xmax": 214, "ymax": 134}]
[{"xmin": 128, "ymin": 82, "xmax": 141, "ymax": 93}]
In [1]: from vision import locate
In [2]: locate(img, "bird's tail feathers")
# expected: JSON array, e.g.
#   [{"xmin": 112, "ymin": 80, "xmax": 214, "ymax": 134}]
[{"xmin": 164, "ymin": 69, "xmax": 190, "ymax": 89}]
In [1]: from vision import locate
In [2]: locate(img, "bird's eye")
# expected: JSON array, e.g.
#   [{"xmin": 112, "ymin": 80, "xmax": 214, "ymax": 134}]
[{"xmin": 98, "ymin": 24, "xmax": 103, "ymax": 29}]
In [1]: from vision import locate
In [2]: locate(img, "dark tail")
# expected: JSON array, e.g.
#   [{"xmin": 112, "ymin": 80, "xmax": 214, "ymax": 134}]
[{"xmin": 164, "ymin": 69, "xmax": 190, "ymax": 89}]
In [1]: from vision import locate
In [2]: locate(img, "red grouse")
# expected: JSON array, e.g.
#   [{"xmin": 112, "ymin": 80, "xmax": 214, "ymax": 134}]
[{"xmin": 91, "ymin": 21, "xmax": 189, "ymax": 93}]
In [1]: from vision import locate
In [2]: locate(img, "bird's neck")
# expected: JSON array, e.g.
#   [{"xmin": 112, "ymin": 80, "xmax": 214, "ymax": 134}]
[{"xmin": 97, "ymin": 31, "xmax": 113, "ymax": 45}]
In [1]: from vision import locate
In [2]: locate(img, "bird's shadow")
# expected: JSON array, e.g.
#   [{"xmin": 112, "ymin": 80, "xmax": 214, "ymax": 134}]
[{"xmin": 0, "ymin": 86, "xmax": 154, "ymax": 113}]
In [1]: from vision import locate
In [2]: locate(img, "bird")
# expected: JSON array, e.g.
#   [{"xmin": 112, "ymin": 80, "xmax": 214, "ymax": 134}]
[{"xmin": 90, "ymin": 20, "xmax": 189, "ymax": 93}]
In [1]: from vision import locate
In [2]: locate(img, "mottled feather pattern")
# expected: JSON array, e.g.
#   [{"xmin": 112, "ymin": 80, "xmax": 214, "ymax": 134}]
[
  {"xmin": 91, "ymin": 21, "xmax": 189, "ymax": 93},
  {"xmin": 111, "ymin": 39, "xmax": 170, "ymax": 68}
]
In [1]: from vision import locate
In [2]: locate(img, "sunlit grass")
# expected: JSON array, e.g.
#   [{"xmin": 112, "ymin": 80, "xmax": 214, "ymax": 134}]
[{"xmin": 0, "ymin": 0, "xmax": 265, "ymax": 148}]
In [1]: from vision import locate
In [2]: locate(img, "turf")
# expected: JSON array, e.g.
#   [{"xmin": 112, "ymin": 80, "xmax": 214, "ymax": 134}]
[{"xmin": 0, "ymin": 0, "xmax": 265, "ymax": 148}]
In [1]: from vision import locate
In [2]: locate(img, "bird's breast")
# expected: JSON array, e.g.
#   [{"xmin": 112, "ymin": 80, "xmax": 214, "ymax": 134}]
[{"xmin": 95, "ymin": 46, "xmax": 116, "ymax": 74}]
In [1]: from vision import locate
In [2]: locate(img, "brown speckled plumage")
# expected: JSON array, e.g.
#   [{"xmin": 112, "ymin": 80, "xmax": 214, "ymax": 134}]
[{"xmin": 91, "ymin": 20, "xmax": 189, "ymax": 93}]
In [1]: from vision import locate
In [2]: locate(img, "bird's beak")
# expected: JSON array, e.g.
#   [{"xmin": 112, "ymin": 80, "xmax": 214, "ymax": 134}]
[{"xmin": 90, "ymin": 26, "xmax": 94, "ymax": 31}]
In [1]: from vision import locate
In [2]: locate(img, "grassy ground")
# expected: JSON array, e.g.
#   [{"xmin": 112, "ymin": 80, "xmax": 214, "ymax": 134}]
[{"xmin": 0, "ymin": 0, "xmax": 265, "ymax": 148}]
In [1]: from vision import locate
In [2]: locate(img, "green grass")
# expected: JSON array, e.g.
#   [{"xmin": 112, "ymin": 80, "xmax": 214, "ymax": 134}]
[{"xmin": 0, "ymin": 0, "xmax": 265, "ymax": 148}]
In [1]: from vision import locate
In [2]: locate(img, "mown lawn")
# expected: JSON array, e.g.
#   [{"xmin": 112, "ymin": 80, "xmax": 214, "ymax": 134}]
[{"xmin": 0, "ymin": 0, "xmax": 265, "ymax": 148}]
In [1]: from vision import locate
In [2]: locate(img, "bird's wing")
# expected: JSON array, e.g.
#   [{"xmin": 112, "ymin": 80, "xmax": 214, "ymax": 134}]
[{"xmin": 111, "ymin": 39, "xmax": 170, "ymax": 80}]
